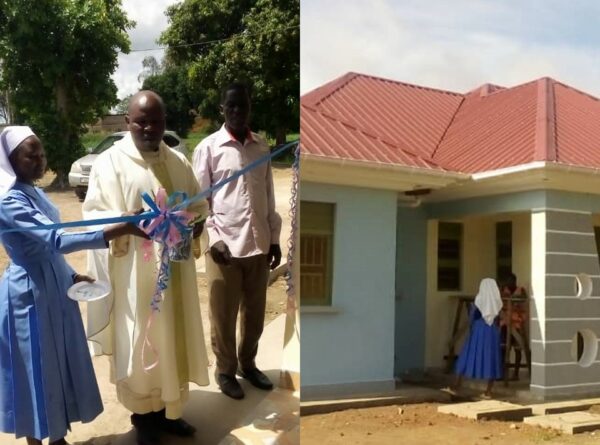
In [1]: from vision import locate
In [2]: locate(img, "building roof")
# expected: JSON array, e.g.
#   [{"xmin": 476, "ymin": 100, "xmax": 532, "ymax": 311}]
[
  {"xmin": 301, "ymin": 104, "xmax": 442, "ymax": 170},
  {"xmin": 301, "ymin": 73, "xmax": 600, "ymax": 173}
]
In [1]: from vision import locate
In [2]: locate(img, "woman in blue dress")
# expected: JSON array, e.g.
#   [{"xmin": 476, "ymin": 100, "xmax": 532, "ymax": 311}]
[
  {"xmin": 451, "ymin": 278, "xmax": 503, "ymax": 398},
  {"xmin": 0, "ymin": 126, "xmax": 146, "ymax": 445}
]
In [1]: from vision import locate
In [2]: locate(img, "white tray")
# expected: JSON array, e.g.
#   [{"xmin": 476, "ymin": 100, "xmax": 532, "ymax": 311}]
[{"xmin": 67, "ymin": 280, "xmax": 110, "ymax": 302}]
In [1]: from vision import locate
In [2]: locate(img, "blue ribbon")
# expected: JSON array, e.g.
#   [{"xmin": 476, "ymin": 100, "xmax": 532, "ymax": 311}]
[
  {"xmin": 139, "ymin": 191, "xmax": 193, "ymax": 239},
  {"xmin": 0, "ymin": 140, "xmax": 297, "ymax": 234}
]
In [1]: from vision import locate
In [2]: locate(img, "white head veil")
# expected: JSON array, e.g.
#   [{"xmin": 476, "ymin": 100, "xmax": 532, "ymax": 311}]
[
  {"xmin": 0, "ymin": 126, "xmax": 36, "ymax": 195},
  {"xmin": 474, "ymin": 278, "xmax": 503, "ymax": 326}
]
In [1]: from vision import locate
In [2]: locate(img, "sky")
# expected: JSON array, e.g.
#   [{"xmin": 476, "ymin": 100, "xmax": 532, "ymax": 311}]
[
  {"xmin": 113, "ymin": 0, "xmax": 176, "ymax": 100},
  {"xmin": 301, "ymin": 0, "xmax": 600, "ymax": 96}
]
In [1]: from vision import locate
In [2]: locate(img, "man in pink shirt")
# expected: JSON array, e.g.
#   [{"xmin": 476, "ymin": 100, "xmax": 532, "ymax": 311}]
[{"xmin": 192, "ymin": 82, "xmax": 282, "ymax": 400}]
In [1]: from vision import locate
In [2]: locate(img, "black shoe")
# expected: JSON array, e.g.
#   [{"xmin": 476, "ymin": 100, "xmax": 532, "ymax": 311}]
[
  {"xmin": 162, "ymin": 417, "xmax": 196, "ymax": 437},
  {"xmin": 152, "ymin": 409, "xmax": 196, "ymax": 437},
  {"xmin": 237, "ymin": 368, "xmax": 273, "ymax": 390},
  {"xmin": 131, "ymin": 413, "xmax": 161, "ymax": 445},
  {"xmin": 217, "ymin": 373, "xmax": 245, "ymax": 399}
]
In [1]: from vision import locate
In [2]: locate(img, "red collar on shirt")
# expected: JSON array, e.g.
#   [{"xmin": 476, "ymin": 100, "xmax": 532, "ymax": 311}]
[{"xmin": 225, "ymin": 126, "xmax": 254, "ymax": 144}]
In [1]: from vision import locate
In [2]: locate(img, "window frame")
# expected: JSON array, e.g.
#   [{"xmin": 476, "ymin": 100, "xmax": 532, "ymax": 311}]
[
  {"xmin": 436, "ymin": 221, "xmax": 463, "ymax": 292},
  {"xmin": 300, "ymin": 201, "xmax": 336, "ymax": 306}
]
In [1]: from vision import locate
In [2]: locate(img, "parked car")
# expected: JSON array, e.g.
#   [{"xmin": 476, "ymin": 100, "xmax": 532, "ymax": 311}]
[{"xmin": 69, "ymin": 130, "xmax": 187, "ymax": 201}]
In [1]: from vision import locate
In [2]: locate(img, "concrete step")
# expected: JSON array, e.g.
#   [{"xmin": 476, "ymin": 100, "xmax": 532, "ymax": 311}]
[
  {"xmin": 524, "ymin": 411, "xmax": 600, "ymax": 434},
  {"xmin": 530, "ymin": 398, "xmax": 600, "ymax": 415},
  {"xmin": 437, "ymin": 400, "xmax": 532, "ymax": 421},
  {"xmin": 302, "ymin": 386, "xmax": 451, "ymax": 415}
]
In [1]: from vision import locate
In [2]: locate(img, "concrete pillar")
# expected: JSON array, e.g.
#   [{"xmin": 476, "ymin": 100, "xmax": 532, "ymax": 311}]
[{"xmin": 530, "ymin": 209, "xmax": 600, "ymax": 399}]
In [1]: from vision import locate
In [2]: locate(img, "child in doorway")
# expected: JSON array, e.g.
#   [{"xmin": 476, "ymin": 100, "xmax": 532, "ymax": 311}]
[
  {"xmin": 449, "ymin": 278, "xmax": 503, "ymax": 398},
  {"xmin": 500, "ymin": 272, "xmax": 528, "ymax": 380}
]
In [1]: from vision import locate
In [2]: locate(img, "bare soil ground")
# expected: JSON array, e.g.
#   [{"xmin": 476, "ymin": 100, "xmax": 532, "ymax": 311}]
[
  {"xmin": 301, "ymin": 403, "xmax": 600, "ymax": 445},
  {"xmin": 0, "ymin": 167, "xmax": 292, "ymax": 356}
]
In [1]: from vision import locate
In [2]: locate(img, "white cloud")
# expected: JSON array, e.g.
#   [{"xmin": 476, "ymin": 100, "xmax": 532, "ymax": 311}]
[
  {"xmin": 112, "ymin": 0, "xmax": 174, "ymax": 99},
  {"xmin": 301, "ymin": 0, "xmax": 600, "ymax": 97}
]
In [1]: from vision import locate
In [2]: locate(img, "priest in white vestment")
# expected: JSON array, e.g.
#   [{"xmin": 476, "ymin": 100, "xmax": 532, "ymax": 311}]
[{"xmin": 82, "ymin": 91, "xmax": 208, "ymax": 445}]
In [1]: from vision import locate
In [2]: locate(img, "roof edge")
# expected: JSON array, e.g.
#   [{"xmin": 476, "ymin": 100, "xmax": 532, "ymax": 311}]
[
  {"xmin": 471, "ymin": 160, "xmax": 600, "ymax": 181},
  {"xmin": 301, "ymin": 152, "xmax": 466, "ymax": 179},
  {"xmin": 301, "ymin": 72, "xmax": 360, "ymax": 107}
]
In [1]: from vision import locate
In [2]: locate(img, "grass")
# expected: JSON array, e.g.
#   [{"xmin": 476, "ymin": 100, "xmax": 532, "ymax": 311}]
[
  {"xmin": 81, "ymin": 130, "xmax": 299, "ymax": 163},
  {"xmin": 80, "ymin": 130, "xmax": 209, "ymax": 156},
  {"xmin": 273, "ymin": 133, "xmax": 299, "ymax": 165},
  {"xmin": 183, "ymin": 132, "xmax": 210, "ymax": 154}
]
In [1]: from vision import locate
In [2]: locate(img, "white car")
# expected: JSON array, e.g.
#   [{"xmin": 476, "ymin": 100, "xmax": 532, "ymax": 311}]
[{"xmin": 69, "ymin": 130, "xmax": 187, "ymax": 200}]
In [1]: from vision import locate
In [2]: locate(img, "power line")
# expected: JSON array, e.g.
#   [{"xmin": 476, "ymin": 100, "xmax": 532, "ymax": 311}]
[{"xmin": 126, "ymin": 24, "xmax": 299, "ymax": 54}]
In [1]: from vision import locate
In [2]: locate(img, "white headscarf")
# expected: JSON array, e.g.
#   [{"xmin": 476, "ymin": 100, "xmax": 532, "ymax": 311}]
[
  {"xmin": 0, "ymin": 126, "xmax": 36, "ymax": 195},
  {"xmin": 474, "ymin": 278, "xmax": 503, "ymax": 326}
]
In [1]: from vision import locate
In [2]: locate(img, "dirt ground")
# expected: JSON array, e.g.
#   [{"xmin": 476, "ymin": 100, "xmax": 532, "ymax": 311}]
[
  {"xmin": 0, "ymin": 166, "xmax": 293, "ymax": 443},
  {"xmin": 0, "ymin": 167, "xmax": 292, "ymax": 355},
  {"xmin": 301, "ymin": 403, "xmax": 600, "ymax": 445}
]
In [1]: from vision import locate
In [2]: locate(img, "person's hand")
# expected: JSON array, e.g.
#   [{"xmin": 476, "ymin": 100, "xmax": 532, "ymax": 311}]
[
  {"xmin": 73, "ymin": 273, "xmax": 95, "ymax": 284},
  {"xmin": 267, "ymin": 244, "xmax": 282, "ymax": 270},
  {"xmin": 192, "ymin": 220, "xmax": 205, "ymax": 239},
  {"xmin": 104, "ymin": 208, "xmax": 150, "ymax": 241},
  {"xmin": 210, "ymin": 240, "xmax": 232, "ymax": 266}
]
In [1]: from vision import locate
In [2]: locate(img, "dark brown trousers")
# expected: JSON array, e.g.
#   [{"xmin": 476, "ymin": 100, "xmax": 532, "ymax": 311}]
[{"xmin": 206, "ymin": 253, "xmax": 269, "ymax": 376}]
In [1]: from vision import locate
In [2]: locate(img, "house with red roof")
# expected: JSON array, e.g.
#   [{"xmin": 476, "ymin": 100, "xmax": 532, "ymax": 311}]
[{"xmin": 300, "ymin": 72, "xmax": 600, "ymax": 400}]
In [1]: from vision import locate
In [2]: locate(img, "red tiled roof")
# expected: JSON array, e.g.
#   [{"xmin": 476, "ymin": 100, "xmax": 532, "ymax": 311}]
[
  {"xmin": 301, "ymin": 73, "xmax": 600, "ymax": 173},
  {"xmin": 301, "ymin": 104, "xmax": 442, "ymax": 169},
  {"xmin": 302, "ymin": 72, "xmax": 463, "ymax": 161},
  {"xmin": 433, "ymin": 80, "xmax": 539, "ymax": 172},
  {"xmin": 554, "ymin": 82, "xmax": 600, "ymax": 167}
]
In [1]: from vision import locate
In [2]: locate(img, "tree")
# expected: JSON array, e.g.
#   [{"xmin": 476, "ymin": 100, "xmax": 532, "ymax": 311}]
[
  {"xmin": 137, "ymin": 55, "xmax": 162, "ymax": 83},
  {"xmin": 0, "ymin": 0, "xmax": 133, "ymax": 186},
  {"xmin": 114, "ymin": 94, "xmax": 132, "ymax": 114},
  {"xmin": 0, "ymin": 88, "xmax": 10, "ymax": 124},
  {"xmin": 159, "ymin": 0, "xmax": 299, "ymax": 144},
  {"xmin": 142, "ymin": 65, "xmax": 196, "ymax": 137}
]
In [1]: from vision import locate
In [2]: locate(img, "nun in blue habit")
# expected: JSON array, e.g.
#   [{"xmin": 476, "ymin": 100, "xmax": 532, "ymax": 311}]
[{"xmin": 0, "ymin": 126, "xmax": 144, "ymax": 445}]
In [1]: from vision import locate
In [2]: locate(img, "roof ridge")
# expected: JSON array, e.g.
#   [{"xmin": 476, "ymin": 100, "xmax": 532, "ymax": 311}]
[
  {"xmin": 302, "ymin": 72, "xmax": 464, "ymax": 106},
  {"xmin": 534, "ymin": 77, "xmax": 557, "ymax": 161},
  {"xmin": 476, "ymin": 78, "xmax": 539, "ymax": 99},
  {"xmin": 352, "ymin": 73, "xmax": 464, "ymax": 97},
  {"xmin": 465, "ymin": 83, "xmax": 505, "ymax": 97},
  {"xmin": 301, "ymin": 72, "xmax": 360, "ymax": 107},
  {"xmin": 554, "ymin": 80, "xmax": 600, "ymax": 103},
  {"xmin": 430, "ymin": 96, "xmax": 466, "ymax": 159},
  {"xmin": 301, "ymin": 104, "xmax": 443, "ymax": 168}
]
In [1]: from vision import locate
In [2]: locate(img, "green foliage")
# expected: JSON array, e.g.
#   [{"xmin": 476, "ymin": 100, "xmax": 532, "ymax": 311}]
[
  {"xmin": 142, "ymin": 65, "xmax": 196, "ymax": 138},
  {"xmin": 159, "ymin": 0, "xmax": 299, "ymax": 144},
  {"xmin": 182, "ymin": 130, "xmax": 210, "ymax": 155},
  {"xmin": 0, "ymin": 0, "xmax": 133, "ymax": 184},
  {"xmin": 114, "ymin": 94, "xmax": 132, "ymax": 114},
  {"xmin": 81, "ymin": 132, "xmax": 109, "ymax": 151}
]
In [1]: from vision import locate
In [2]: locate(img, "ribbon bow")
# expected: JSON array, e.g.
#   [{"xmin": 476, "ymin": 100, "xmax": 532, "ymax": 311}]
[
  {"xmin": 140, "ymin": 188, "xmax": 196, "ymax": 247},
  {"xmin": 139, "ymin": 187, "xmax": 198, "ymax": 371}
]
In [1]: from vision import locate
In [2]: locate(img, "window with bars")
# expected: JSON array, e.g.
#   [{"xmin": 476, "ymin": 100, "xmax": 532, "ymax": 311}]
[
  {"xmin": 437, "ymin": 222, "xmax": 463, "ymax": 291},
  {"xmin": 300, "ymin": 201, "xmax": 335, "ymax": 306}
]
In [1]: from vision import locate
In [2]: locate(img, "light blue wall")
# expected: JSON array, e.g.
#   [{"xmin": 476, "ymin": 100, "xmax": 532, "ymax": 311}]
[
  {"xmin": 301, "ymin": 182, "xmax": 397, "ymax": 387},
  {"xmin": 426, "ymin": 189, "xmax": 600, "ymax": 220},
  {"xmin": 426, "ymin": 190, "xmax": 547, "ymax": 219},
  {"xmin": 395, "ymin": 205, "xmax": 428, "ymax": 374}
]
